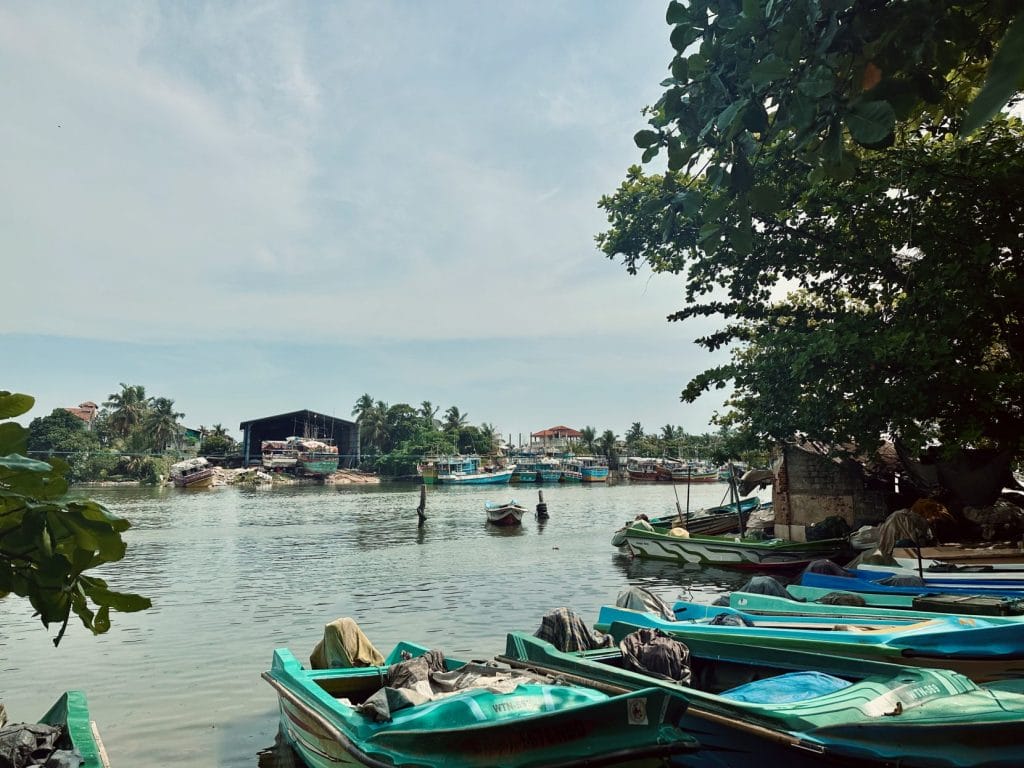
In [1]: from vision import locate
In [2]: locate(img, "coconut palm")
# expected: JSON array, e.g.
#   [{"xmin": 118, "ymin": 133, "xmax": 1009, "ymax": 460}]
[
  {"xmin": 419, "ymin": 401, "xmax": 439, "ymax": 426},
  {"xmin": 360, "ymin": 401, "xmax": 391, "ymax": 455},
  {"xmin": 145, "ymin": 397, "xmax": 185, "ymax": 453},
  {"xmin": 478, "ymin": 422, "xmax": 498, "ymax": 456},
  {"xmin": 443, "ymin": 406, "xmax": 468, "ymax": 434},
  {"xmin": 104, "ymin": 383, "xmax": 148, "ymax": 439},
  {"xmin": 351, "ymin": 393, "xmax": 375, "ymax": 422},
  {"xmin": 579, "ymin": 426, "xmax": 597, "ymax": 454}
]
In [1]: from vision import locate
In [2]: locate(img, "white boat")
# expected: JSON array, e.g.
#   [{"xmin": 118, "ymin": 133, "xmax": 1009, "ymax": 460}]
[
  {"xmin": 485, "ymin": 500, "xmax": 527, "ymax": 526},
  {"xmin": 170, "ymin": 457, "xmax": 215, "ymax": 488}
]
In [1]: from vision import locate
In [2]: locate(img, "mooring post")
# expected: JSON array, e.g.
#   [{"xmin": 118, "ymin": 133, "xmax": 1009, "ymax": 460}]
[
  {"xmin": 536, "ymin": 489, "xmax": 549, "ymax": 519},
  {"xmin": 417, "ymin": 484, "xmax": 427, "ymax": 526}
]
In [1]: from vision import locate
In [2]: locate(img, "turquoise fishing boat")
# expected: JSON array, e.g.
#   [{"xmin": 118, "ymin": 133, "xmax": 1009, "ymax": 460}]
[
  {"xmin": 727, "ymin": 588, "xmax": 1024, "ymax": 625},
  {"xmin": 263, "ymin": 641, "xmax": 697, "ymax": 768},
  {"xmin": 499, "ymin": 629, "xmax": 1024, "ymax": 768},
  {"xmin": 17, "ymin": 691, "xmax": 111, "ymax": 768},
  {"xmin": 579, "ymin": 456, "xmax": 610, "ymax": 482},
  {"xmin": 786, "ymin": 583, "xmax": 1024, "ymax": 616},
  {"xmin": 801, "ymin": 565, "xmax": 1024, "ymax": 598},
  {"xmin": 535, "ymin": 458, "xmax": 564, "ymax": 482},
  {"xmin": 435, "ymin": 455, "xmax": 513, "ymax": 485},
  {"xmin": 595, "ymin": 602, "xmax": 1024, "ymax": 683}
]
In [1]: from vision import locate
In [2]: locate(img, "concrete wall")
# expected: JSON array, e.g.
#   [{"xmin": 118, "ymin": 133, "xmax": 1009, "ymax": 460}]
[{"xmin": 774, "ymin": 444, "xmax": 889, "ymax": 541}]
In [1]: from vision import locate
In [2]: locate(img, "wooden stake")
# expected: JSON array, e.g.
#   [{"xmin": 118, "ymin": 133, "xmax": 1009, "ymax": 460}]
[
  {"xmin": 417, "ymin": 484, "xmax": 427, "ymax": 526},
  {"xmin": 536, "ymin": 489, "xmax": 549, "ymax": 519}
]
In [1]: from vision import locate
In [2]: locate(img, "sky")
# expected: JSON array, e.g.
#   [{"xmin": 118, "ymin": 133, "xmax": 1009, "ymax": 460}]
[{"xmin": 1, "ymin": 1, "xmax": 733, "ymax": 443}]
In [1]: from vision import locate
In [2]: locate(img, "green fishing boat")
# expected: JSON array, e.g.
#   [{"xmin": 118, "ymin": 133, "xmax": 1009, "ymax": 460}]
[
  {"xmin": 500, "ymin": 627, "xmax": 1024, "ymax": 767},
  {"xmin": 11, "ymin": 691, "xmax": 111, "ymax": 768},
  {"xmin": 263, "ymin": 639, "xmax": 697, "ymax": 768},
  {"xmin": 785, "ymin": 583, "xmax": 1024, "ymax": 616}
]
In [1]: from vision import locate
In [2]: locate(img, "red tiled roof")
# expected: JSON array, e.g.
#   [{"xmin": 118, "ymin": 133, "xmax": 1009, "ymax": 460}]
[{"xmin": 531, "ymin": 425, "xmax": 582, "ymax": 438}]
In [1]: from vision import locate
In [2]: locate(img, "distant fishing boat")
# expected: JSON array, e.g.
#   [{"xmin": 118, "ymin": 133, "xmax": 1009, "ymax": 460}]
[
  {"xmin": 625, "ymin": 458, "xmax": 660, "ymax": 482},
  {"xmin": 535, "ymin": 457, "xmax": 563, "ymax": 483},
  {"xmin": 579, "ymin": 456, "xmax": 609, "ymax": 483},
  {"xmin": 261, "ymin": 439, "xmax": 298, "ymax": 470},
  {"xmin": 436, "ymin": 455, "xmax": 513, "ymax": 485},
  {"xmin": 655, "ymin": 460, "xmax": 719, "ymax": 483},
  {"xmin": 510, "ymin": 460, "xmax": 538, "ymax": 483},
  {"xmin": 289, "ymin": 437, "xmax": 339, "ymax": 476},
  {"xmin": 170, "ymin": 456, "xmax": 215, "ymax": 488}
]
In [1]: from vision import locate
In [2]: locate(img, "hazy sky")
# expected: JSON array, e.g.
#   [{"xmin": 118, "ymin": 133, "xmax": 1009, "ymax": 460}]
[{"xmin": 2, "ymin": 1, "xmax": 732, "ymax": 442}]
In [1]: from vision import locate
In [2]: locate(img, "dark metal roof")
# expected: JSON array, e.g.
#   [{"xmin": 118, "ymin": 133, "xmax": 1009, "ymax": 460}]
[{"xmin": 238, "ymin": 409, "xmax": 355, "ymax": 430}]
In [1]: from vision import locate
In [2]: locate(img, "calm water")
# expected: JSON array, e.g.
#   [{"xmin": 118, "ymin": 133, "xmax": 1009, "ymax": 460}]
[{"xmin": 1, "ymin": 480, "xmax": 759, "ymax": 767}]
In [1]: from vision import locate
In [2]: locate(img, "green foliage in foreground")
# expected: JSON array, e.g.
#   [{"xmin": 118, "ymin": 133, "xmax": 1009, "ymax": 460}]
[{"xmin": 1, "ymin": 391, "xmax": 151, "ymax": 646}]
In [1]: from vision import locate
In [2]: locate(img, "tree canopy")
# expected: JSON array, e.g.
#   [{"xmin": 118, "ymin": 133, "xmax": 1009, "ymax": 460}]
[
  {"xmin": 599, "ymin": 1, "xmax": 1024, "ymax": 457},
  {"xmin": 1, "ymin": 391, "xmax": 150, "ymax": 645}
]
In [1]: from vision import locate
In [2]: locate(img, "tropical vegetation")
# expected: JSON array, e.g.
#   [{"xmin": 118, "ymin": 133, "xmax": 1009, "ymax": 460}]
[
  {"xmin": 1, "ymin": 391, "xmax": 150, "ymax": 646},
  {"xmin": 598, "ymin": 1, "xmax": 1024, "ymax": 462}
]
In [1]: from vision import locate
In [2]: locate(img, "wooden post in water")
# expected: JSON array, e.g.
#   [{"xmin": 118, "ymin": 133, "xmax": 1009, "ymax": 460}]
[
  {"xmin": 417, "ymin": 485, "xmax": 427, "ymax": 526},
  {"xmin": 536, "ymin": 489, "xmax": 549, "ymax": 519}
]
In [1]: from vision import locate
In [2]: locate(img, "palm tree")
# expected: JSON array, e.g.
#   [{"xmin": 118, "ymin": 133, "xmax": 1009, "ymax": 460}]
[
  {"xmin": 419, "ymin": 401, "xmax": 439, "ymax": 426},
  {"xmin": 579, "ymin": 426, "xmax": 597, "ymax": 454},
  {"xmin": 351, "ymin": 393, "xmax": 375, "ymax": 422},
  {"xmin": 145, "ymin": 397, "xmax": 184, "ymax": 453},
  {"xmin": 360, "ymin": 402, "xmax": 390, "ymax": 455},
  {"xmin": 443, "ymin": 406, "xmax": 468, "ymax": 434},
  {"xmin": 104, "ymin": 383, "xmax": 148, "ymax": 439},
  {"xmin": 478, "ymin": 422, "xmax": 498, "ymax": 456}
]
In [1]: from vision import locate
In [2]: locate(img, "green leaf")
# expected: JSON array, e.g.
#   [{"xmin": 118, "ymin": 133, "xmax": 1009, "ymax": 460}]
[
  {"xmin": 845, "ymin": 100, "xmax": 896, "ymax": 145},
  {"xmin": 0, "ymin": 423, "xmax": 27, "ymax": 456},
  {"xmin": 687, "ymin": 53, "xmax": 707, "ymax": 76},
  {"xmin": 716, "ymin": 99, "xmax": 748, "ymax": 133},
  {"xmin": 742, "ymin": 0, "xmax": 763, "ymax": 20},
  {"xmin": 666, "ymin": 1, "xmax": 688, "ymax": 25},
  {"xmin": 671, "ymin": 56, "xmax": 689, "ymax": 83},
  {"xmin": 962, "ymin": 12, "xmax": 1024, "ymax": 135},
  {"xmin": 750, "ymin": 55, "xmax": 791, "ymax": 85},
  {"xmin": 0, "ymin": 453, "xmax": 53, "ymax": 473},
  {"xmin": 0, "ymin": 392, "xmax": 34, "ymax": 419},
  {"xmin": 634, "ymin": 129, "xmax": 661, "ymax": 149},
  {"xmin": 798, "ymin": 65, "xmax": 834, "ymax": 98},
  {"xmin": 748, "ymin": 185, "xmax": 784, "ymax": 214},
  {"xmin": 670, "ymin": 24, "xmax": 698, "ymax": 54},
  {"xmin": 641, "ymin": 145, "xmax": 660, "ymax": 163}
]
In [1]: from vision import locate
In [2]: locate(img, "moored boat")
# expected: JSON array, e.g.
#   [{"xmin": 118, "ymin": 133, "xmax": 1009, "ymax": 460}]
[
  {"xmin": 535, "ymin": 457, "xmax": 563, "ymax": 483},
  {"xmin": 801, "ymin": 563, "xmax": 1024, "ymax": 598},
  {"xmin": 435, "ymin": 455, "xmax": 513, "ymax": 485},
  {"xmin": 262, "ymin": 624, "xmax": 698, "ymax": 768},
  {"xmin": 595, "ymin": 600, "xmax": 1024, "ymax": 682},
  {"xmin": 510, "ymin": 461, "xmax": 538, "ymax": 483},
  {"xmin": 618, "ymin": 523, "xmax": 850, "ymax": 571},
  {"xmin": 579, "ymin": 456, "xmax": 609, "ymax": 483},
  {"xmin": 785, "ymin": 582, "xmax": 1024, "ymax": 617},
  {"xmin": 655, "ymin": 461, "xmax": 719, "ymax": 483},
  {"xmin": 169, "ymin": 456, "xmax": 215, "ymax": 488},
  {"xmin": 485, "ymin": 499, "xmax": 527, "ymax": 526},
  {"xmin": 625, "ymin": 458, "xmax": 660, "ymax": 482},
  {"xmin": 11, "ymin": 691, "xmax": 112, "ymax": 768},
  {"xmin": 499, "ymin": 621, "xmax": 1024, "ymax": 768}
]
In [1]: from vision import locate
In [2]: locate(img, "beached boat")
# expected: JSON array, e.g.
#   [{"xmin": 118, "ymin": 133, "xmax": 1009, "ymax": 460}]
[
  {"xmin": 485, "ymin": 499, "xmax": 527, "ymax": 526},
  {"xmin": 289, "ymin": 437, "xmax": 339, "ymax": 476},
  {"xmin": 595, "ymin": 601, "xmax": 1024, "ymax": 682},
  {"xmin": 435, "ymin": 455, "xmax": 513, "ymax": 485},
  {"xmin": 262, "ymin": 638, "xmax": 697, "ymax": 768},
  {"xmin": 262, "ymin": 440, "xmax": 299, "ymax": 470},
  {"xmin": 499, "ymin": 627, "xmax": 1024, "ymax": 768},
  {"xmin": 12, "ymin": 691, "xmax": 112, "ymax": 768},
  {"xmin": 169, "ymin": 456, "xmax": 215, "ymax": 488},
  {"xmin": 617, "ymin": 524, "xmax": 850, "ymax": 571}
]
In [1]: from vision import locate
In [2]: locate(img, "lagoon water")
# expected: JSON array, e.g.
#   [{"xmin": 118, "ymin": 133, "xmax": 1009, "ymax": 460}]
[{"xmin": 1, "ymin": 480, "xmax": 759, "ymax": 767}]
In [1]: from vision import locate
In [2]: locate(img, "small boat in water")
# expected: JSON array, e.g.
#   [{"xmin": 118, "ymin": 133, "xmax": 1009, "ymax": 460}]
[
  {"xmin": 801, "ymin": 562, "xmax": 1024, "ymax": 598},
  {"xmin": 262, "ymin": 619, "xmax": 697, "ymax": 768},
  {"xmin": 7, "ymin": 691, "xmax": 112, "ymax": 768},
  {"xmin": 169, "ymin": 456, "xmax": 215, "ymax": 488},
  {"xmin": 654, "ymin": 460, "xmax": 719, "ymax": 483},
  {"xmin": 785, "ymin": 582, "xmax": 1024, "ymax": 617},
  {"xmin": 485, "ymin": 499, "xmax": 527, "ymax": 526},
  {"xmin": 498, "ymin": 614, "xmax": 1024, "ymax": 768}
]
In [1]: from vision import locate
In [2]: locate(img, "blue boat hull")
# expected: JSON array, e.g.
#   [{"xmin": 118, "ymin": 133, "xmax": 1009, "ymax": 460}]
[{"xmin": 802, "ymin": 569, "xmax": 1024, "ymax": 598}]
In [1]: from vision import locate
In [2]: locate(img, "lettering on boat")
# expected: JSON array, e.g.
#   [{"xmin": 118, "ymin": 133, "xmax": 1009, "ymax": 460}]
[{"xmin": 491, "ymin": 699, "xmax": 541, "ymax": 714}]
